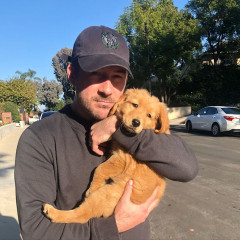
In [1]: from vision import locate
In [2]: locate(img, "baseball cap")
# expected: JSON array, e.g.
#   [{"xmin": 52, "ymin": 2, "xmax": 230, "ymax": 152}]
[{"xmin": 71, "ymin": 26, "xmax": 133, "ymax": 78}]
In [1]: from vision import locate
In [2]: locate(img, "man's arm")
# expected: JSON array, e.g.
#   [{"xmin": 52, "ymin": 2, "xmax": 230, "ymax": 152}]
[
  {"xmin": 15, "ymin": 129, "xmax": 119, "ymax": 240},
  {"xmin": 91, "ymin": 117, "xmax": 198, "ymax": 182},
  {"xmin": 112, "ymin": 128, "xmax": 198, "ymax": 182}
]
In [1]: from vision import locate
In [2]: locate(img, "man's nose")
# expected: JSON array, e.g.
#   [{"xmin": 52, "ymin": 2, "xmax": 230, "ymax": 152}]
[{"xmin": 98, "ymin": 80, "xmax": 113, "ymax": 96}]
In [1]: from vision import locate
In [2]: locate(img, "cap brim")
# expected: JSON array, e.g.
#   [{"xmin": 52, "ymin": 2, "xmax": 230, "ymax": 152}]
[{"xmin": 77, "ymin": 55, "xmax": 133, "ymax": 78}]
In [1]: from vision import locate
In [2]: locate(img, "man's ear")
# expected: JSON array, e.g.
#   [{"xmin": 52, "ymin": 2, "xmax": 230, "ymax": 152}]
[
  {"xmin": 108, "ymin": 94, "xmax": 128, "ymax": 116},
  {"xmin": 67, "ymin": 64, "xmax": 76, "ymax": 86},
  {"xmin": 154, "ymin": 102, "xmax": 170, "ymax": 134}
]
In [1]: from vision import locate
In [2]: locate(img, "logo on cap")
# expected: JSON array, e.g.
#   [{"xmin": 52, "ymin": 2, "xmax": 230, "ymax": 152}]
[{"xmin": 102, "ymin": 32, "xmax": 119, "ymax": 49}]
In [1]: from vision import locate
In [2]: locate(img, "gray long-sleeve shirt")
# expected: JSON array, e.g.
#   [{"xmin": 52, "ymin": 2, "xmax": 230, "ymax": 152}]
[{"xmin": 15, "ymin": 105, "xmax": 198, "ymax": 240}]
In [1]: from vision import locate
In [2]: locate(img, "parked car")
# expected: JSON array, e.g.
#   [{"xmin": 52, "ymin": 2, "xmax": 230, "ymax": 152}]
[
  {"xmin": 40, "ymin": 111, "xmax": 57, "ymax": 120},
  {"xmin": 185, "ymin": 106, "xmax": 240, "ymax": 136},
  {"xmin": 28, "ymin": 115, "xmax": 39, "ymax": 124}
]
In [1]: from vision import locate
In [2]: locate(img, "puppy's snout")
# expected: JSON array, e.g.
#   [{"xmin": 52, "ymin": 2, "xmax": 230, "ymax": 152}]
[{"xmin": 132, "ymin": 119, "xmax": 140, "ymax": 127}]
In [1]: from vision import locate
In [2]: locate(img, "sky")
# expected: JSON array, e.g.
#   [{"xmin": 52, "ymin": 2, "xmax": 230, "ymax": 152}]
[{"xmin": 0, "ymin": 0, "xmax": 188, "ymax": 82}]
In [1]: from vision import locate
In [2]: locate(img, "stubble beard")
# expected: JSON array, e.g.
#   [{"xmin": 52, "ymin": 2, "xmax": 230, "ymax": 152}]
[{"xmin": 77, "ymin": 95, "xmax": 114, "ymax": 121}]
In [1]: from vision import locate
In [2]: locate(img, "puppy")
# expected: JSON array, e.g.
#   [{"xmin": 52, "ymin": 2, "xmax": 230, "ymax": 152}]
[{"xmin": 43, "ymin": 88, "xmax": 170, "ymax": 223}]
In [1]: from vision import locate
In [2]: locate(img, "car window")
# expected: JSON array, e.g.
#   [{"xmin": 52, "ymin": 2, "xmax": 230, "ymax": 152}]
[
  {"xmin": 221, "ymin": 108, "xmax": 240, "ymax": 114},
  {"xmin": 43, "ymin": 112, "xmax": 52, "ymax": 118},
  {"xmin": 41, "ymin": 111, "xmax": 57, "ymax": 119},
  {"xmin": 207, "ymin": 107, "xmax": 218, "ymax": 115},
  {"xmin": 197, "ymin": 107, "xmax": 208, "ymax": 115}
]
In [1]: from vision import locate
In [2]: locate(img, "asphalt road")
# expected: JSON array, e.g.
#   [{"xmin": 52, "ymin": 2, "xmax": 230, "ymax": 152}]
[{"xmin": 150, "ymin": 125, "xmax": 240, "ymax": 240}]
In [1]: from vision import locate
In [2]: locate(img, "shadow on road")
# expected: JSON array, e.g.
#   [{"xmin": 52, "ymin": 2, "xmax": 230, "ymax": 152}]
[
  {"xmin": 0, "ymin": 213, "xmax": 21, "ymax": 240},
  {"xmin": 0, "ymin": 153, "xmax": 15, "ymax": 178},
  {"xmin": 170, "ymin": 124, "xmax": 187, "ymax": 133},
  {"xmin": 0, "ymin": 165, "xmax": 15, "ymax": 178},
  {"xmin": 0, "ymin": 153, "xmax": 9, "ymax": 162}
]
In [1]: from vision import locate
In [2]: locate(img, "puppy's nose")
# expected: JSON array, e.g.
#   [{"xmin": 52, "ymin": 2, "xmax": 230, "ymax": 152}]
[{"xmin": 132, "ymin": 119, "xmax": 140, "ymax": 127}]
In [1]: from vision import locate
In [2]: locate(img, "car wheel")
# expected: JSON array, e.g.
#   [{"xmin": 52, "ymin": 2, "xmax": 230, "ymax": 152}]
[
  {"xmin": 211, "ymin": 123, "xmax": 220, "ymax": 136},
  {"xmin": 186, "ymin": 121, "xmax": 192, "ymax": 132}
]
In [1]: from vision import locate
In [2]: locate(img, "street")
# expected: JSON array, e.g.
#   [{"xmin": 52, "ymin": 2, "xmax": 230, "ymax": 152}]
[
  {"xmin": 0, "ymin": 124, "xmax": 239, "ymax": 239},
  {"xmin": 150, "ymin": 126, "xmax": 240, "ymax": 240}
]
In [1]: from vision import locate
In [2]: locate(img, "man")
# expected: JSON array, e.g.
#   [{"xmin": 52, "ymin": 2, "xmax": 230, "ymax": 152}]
[{"xmin": 15, "ymin": 26, "xmax": 198, "ymax": 240}]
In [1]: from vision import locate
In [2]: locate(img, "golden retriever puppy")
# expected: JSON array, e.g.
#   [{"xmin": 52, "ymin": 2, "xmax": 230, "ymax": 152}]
[{"xmin": 43, "ymin": 88, "xmax": 170, "ymax": 223}]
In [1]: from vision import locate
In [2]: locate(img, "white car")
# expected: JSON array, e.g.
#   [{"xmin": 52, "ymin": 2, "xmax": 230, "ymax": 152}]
[
  {"xmin": 185, "ymin": 106, "xmax": 240, "ymax": 136},
  {"xmin": 28, "ymin": 115, "xmax": 39, "ymax": 125}
]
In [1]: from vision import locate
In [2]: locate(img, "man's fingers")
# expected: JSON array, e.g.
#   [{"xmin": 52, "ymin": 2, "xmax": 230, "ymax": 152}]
[
  {"xmin": 121, "ymin": 180, "xmax": 133, "ymax": 201},
  {"xmin": 147, "ymin": 199, "xmax": 159, "ymax": 215},
  {"xmin": 144, "ymin": 186, "xmax": 159, "ymax": 206},
  {"xmin": 92, "ymin": 145, "xmax": 104, "ymax": 156},
  {"xmin": 143, "ymin": 187, "xmax": 159, "ymax": 215},
  {"xmin": 122, "ymin": 181, "xmax": 158, "ymax": 207},
  {"xmin": 91, "ymin": 142, "xmax": 107, "ymax": 156},
  {"xmin": 92, "ymin": 148, "xmax": 104, "ymax": 156}
]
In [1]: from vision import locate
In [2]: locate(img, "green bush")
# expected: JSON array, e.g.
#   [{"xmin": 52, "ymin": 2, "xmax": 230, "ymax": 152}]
[
  {"xmin": 2, "ymin": 102, "xmax": 21, "ymax": 122},
  {"xmin": 48, "ymin": 100, "xmax": 65, "ymax": 111},
  {"xmin": 174, "ymin": 92, "xmax": 207, "ymax": 113}
]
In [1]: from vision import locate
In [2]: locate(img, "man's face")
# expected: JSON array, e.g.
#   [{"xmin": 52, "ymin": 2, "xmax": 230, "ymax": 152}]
[{"xmin": 69, "ymin": 65, "xmax": 127, "ymax": 121}]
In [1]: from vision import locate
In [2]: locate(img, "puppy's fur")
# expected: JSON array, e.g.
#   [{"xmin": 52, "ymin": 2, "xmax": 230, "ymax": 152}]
[{"xmin": 43, "ymin": 89, "xmax": 170, "ymax": 223}]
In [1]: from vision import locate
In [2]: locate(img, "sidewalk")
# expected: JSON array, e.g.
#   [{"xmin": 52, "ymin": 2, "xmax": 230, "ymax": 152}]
[
  {"xmin": 170, "ymin": 116, "xmax": 187, "ymax": 125},
  {"xmin": 0, "ymin": 125, "xmax": 28, "ymax": 240}
]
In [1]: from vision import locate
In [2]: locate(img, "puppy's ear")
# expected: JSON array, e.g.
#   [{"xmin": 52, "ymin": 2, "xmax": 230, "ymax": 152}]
[
  {"xmin": 155, "ymin": 103, "xmax": 170, "ymax": 134},
  {"xmin": 108, "ymin": 94, "xmax": 128, "ymax": 116}
]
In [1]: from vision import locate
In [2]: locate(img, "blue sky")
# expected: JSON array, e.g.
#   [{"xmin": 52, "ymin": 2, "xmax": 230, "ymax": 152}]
[{"xmin": 0, "ymin": 0, "xmax": 188, "ymax": 82}]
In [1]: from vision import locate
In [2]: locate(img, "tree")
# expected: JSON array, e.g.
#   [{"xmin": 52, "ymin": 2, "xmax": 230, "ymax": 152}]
[
  {"xmin": 0, "ymin": 78, "xmax": 38, "ymax": 112},
  {"xmin": 52, "ymin": 48, "xmax": 75, "ymax": 103},
  {"xmin": 37, "ymin": 78, "xmax": 63, "ymax": 110},
  {"xmin": 2, "ymin": 102, "xmax": 21, "ymax": 122},
  {"xmin": 186, "ymin": 0, "xmax": 240, "ymax": 65},
  {"xmin": 53, "ymin": 100, "xmax": 65, "ymax": 111},
  {"xmin": 16, "ymin": 69, "xmax": 35, "ymax": 79},
  {"xmin": 0, "ymin": 102, "xmax": 4, "ymax": 121},
  {"xmin": 176, "ymin": 63, "xmax": 240, "ymax": 109},
  {"xmin": 15, "ymin": 69, "xmax": 42, "ymax": 111},
  {"xmin": 116, "ymin": 0, "xmax": 202, "ymax": 105},
  {"xmin": 173, "ymin": 0, "xmax": 240, "ymax": 110}
]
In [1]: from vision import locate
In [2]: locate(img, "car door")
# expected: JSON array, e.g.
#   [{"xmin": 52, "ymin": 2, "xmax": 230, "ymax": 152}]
[
  {"xmin": 191, "ymin": 107, "xmax": 208, "ymax": 129},
  {"xmin": 201, "ymin": 107, "xmax": 218, "ymax": 131}
]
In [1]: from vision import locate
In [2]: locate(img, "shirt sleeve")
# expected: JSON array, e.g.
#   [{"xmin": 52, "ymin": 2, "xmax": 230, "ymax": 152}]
[
  {"xmin": 112, "ymin": 128, "xmax": 198, "ymax": 182},
  {"xmin": 15, "ymin": 128, "xmax": 120, "ymax": 240}
]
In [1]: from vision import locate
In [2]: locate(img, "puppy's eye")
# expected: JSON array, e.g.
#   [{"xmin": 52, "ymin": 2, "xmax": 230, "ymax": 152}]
[
  {"xmin": 147, "ymin": 113, "xmax": 151, "ymax": 118},
  {"xmin": 132, "ymin": 103, "xmax": 138, "ymax": 108}
]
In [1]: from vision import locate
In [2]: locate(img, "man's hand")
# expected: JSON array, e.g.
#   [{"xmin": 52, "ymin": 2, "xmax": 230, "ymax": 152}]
[
  {"xmin": 115, "ymin": 180, "xmax": 159, "ymax": 233},
  {"xmin": 90, "ymin": 115, "xmax": 119, "ymax": 155}
]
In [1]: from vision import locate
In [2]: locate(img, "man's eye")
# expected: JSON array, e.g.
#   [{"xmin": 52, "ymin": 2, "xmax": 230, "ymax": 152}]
[
  {"xmin": 132, "ymin": 103, "xmax": 138, "ymax": 108},
  {"xmin": 147, "ymin": 113, "xmax": 151, "ymax": 118},
  {"xmin": 91, "ymin": 72, "xmax": 99, "ymax": 76},
  {"xmin": 113, "ymin": 74, "xmax": 122, "ymax": 78},
  {"xmin": 112, "ymin": 75, "xmax": 124, "ymax": 83}
]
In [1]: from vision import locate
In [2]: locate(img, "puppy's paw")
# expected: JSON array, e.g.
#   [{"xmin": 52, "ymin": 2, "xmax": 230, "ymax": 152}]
[{"xmin": 43, "ymin": 203, "xmax": 56, "ymax": 221}]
